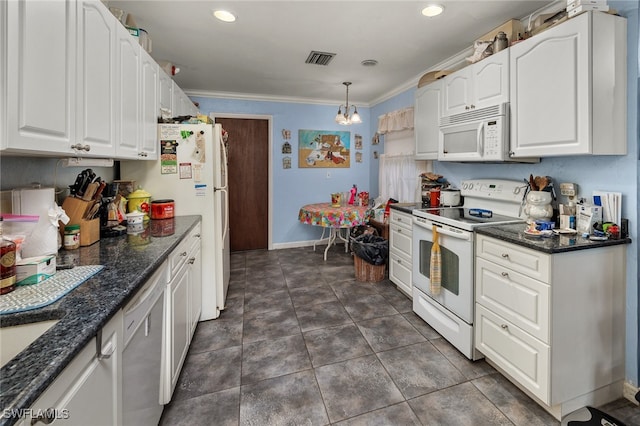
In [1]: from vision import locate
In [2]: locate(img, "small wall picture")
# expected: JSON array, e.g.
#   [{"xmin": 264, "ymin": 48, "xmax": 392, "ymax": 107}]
[
  {"xmin": 355, "ymin": 152, "xmax": 363, "ymax": 163},
  {"xmin": 283, "ymin": 156, "xmax": 292, "ymax": 169},
  {"xmin": 373, "ymin": 150, "xmax": 379, "ymax": 159},
  {"xmin": 282, "ymin": 141, "xmax": 292, "ymax": 154},
  {"xmin": 298, "ymin": 129, "xmax": 350, "ymax": 168},
  {"xmin": 355, "ymin": 134, "xmax": 362, "ymax": 150},
  {"xmin": 372, "ymin": 133, "xmax": 380, "ymax": 145}
]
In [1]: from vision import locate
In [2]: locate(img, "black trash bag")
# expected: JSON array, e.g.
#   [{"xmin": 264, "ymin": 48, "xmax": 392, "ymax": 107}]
[
  {"xmin": 352, "ymin": 234, "xmax": 388, "ymax": 266},
  {"xmin": 349, "ymin": 225, "xmax": 377, "ymax": 240}
]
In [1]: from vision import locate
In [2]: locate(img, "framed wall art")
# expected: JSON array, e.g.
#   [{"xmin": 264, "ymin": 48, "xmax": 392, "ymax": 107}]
[{"xmin": 298, "ymin": 129, "xmax": 351, "ymax": 168}]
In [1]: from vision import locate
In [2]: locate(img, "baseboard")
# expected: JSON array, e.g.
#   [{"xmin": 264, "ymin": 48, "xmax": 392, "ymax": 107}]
[
  {"xmin": 623, "ymin": 381, "xmax": 640, "ymax": 405},
  {"xmin": 272, "ymin": 240, "xmax": 317, "ymax": 250}
]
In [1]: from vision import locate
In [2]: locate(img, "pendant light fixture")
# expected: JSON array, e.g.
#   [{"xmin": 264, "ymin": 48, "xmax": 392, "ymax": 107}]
[{"xmin": 335, "ymin": 82, "xmax": 362, "ymax": 125}]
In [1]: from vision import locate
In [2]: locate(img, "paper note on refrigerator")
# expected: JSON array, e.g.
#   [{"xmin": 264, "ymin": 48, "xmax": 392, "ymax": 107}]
[{"xmin": 592, "ymin": 191, "xmax": 621, "ymax": 225}]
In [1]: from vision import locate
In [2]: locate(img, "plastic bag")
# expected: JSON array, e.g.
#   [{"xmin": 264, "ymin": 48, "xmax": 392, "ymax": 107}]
[{"xmin": 352, "ymin": 234, "xmax": 388, "ymax": 266}]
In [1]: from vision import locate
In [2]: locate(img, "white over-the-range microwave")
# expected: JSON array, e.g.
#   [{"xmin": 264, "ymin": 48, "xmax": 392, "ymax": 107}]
[{"xmin": 438, "ymin": 102, "xmax": 538, "ymax": 163}]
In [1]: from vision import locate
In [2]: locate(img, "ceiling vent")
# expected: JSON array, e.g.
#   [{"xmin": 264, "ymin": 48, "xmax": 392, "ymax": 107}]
[{"xmin": 305, "ymin": 51, "xmax": 336, "ymax": 66}]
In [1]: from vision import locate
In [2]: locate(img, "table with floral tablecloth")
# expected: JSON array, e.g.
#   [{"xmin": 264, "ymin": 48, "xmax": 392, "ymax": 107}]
[{"xmin": 298, "ymin": 203, "xmax": 372, "ymax": 260}]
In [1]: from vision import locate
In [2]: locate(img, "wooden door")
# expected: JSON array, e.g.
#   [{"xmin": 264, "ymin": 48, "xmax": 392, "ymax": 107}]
[{"xmin": 215, "ymin": 117, "xmax": 269, "ymax": 251}]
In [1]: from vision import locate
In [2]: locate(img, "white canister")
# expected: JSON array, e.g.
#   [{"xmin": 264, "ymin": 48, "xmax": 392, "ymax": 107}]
[{"xmin": 440, "ymin": 188, "xmax": 461, "ymax": 207}]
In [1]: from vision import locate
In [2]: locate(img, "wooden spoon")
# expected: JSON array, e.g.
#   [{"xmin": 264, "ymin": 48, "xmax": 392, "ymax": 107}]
[
  {"xmin": 535, "ymin": 176, "xmax": 549, "ymax": 191},
  {"xmin": 529, "ymin": 174, "xmax": 536, "ymax": 190}
]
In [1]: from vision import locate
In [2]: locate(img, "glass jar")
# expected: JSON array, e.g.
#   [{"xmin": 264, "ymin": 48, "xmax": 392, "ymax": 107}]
[
  {"xmin": 64, "ymin": 224, "xmax": 81, "ymax": 250},
  {"xmin": 0, "ymin": 218, "xmax": 17, "ymax": 294}
]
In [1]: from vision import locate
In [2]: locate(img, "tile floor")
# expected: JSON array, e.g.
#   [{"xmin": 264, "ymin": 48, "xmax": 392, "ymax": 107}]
[{"xmin": 160, "ymin": 246, "xmax": 639, "ymax": 425}]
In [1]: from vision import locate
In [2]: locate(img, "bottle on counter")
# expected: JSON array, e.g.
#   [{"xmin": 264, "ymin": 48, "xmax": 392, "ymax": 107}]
[{"xmin": 0, "ymin": 217, "xmax": 17, "ymax": 295}]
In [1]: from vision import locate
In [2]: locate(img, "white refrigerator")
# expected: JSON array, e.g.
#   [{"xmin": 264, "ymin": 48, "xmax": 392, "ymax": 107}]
[{"xmin": 121, "ymin": 123, "xmax": 229, "ymax": 320}]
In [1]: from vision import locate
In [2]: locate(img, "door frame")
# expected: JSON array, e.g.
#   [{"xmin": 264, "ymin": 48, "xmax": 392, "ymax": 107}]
[{"xmin": 209, "ymin": 113, "xmax": 273, "ymax": 250}]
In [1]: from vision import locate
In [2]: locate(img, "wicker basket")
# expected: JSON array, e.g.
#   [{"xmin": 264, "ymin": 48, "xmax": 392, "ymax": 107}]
[{"xmin": 354, "ymin": 255, "xmax": 386, "ymax": 282}]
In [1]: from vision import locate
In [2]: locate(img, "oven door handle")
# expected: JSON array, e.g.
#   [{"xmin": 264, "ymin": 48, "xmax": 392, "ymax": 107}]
[
  {"xmin": 414, "ymin": 218, "xmax": 472, "ymax": 241},
  {"xmin": 433, "ymin": 225, "xmax": 472, "ymax": 241}
]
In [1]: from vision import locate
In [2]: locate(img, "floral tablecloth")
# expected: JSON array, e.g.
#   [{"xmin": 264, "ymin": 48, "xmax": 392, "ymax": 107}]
[{"xmin": 299, "ymin": 203, "xmax": 372, "ymax": 228}]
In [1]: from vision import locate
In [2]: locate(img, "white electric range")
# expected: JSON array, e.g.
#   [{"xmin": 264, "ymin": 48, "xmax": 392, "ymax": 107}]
[{"xmin": 412, "ymin": 179, "xmax": 528, "ymax": 359}]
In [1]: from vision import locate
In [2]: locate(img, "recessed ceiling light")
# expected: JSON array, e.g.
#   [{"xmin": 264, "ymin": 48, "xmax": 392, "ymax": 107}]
[
  {"xmin": 213, "ymin": 10, "xmax": 236, "ymax": 22},
  {"xmin": 421, "ymin": 4, "xmax": 444, "ymax": 17}
]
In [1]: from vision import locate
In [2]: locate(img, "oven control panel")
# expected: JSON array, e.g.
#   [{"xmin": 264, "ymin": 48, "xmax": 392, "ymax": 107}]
[{"xmin": 460, "ymin": 179, "xmax": 526, "ymax": 203}]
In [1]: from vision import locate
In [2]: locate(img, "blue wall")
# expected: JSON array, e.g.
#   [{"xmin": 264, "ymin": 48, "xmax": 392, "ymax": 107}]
[
  {"xmin": 193, "ymin": 1, "xmax": 640, "ymax": 388},
  {"xmin": 192, "ymin": 98, "xmax": 372, "ymax": 245}
]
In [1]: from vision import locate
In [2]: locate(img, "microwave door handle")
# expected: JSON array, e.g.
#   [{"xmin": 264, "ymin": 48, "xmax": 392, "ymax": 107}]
[{"xmin": 477, "ymin": 122, "xmax": 484, "ymax": 155}]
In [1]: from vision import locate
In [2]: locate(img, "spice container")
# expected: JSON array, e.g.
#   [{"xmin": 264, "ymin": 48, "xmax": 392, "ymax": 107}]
[
  {"xmin": 0, "ymin": 218, "xmax": 17, "ymax": 295},
  {"xmin": 64, "ymin": 224, "xmax": 81, "ymax": 250}
]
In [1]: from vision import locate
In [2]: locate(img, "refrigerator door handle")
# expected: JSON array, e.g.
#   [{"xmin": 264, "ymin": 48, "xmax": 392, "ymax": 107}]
[{"xmin": 220, "ymin": 187, "xmax": 229, "ymax": 243}]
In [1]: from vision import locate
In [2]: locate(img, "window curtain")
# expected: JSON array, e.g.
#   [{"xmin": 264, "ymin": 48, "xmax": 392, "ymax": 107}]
[
  {"xmin": 377, "ymin": 107, "xmax": 414, "ymax": 135},
  {"xmin": 379, "ymin": 152, "xmax": 418, "ymax": 203}
]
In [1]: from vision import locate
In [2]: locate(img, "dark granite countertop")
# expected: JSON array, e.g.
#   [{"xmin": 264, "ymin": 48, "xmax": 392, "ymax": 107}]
[
  {"xmin": 476, "ymin": 223, "xmax": 632, "ymax": 254},
  {"xmin": 0, "ymin": 216, "xmax": 201, "ymax": 425},
  {"xmin": 389, "ymin": 203, "xmax": 424, "ymax": 215}
]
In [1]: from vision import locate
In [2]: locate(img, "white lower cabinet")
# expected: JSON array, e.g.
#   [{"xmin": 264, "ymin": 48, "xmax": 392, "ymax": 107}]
[
  {"xmin": 163, "ymin": 223, "xmax": 202, "ymax": 403},
  {"xmin": 189, "ymin": 242, "xmax": 202, "ymax": 336},
  {"xmin": 166, "ymin": 261, "xmax": 190, "ymax": 402},
  {"xmin": 21, "ymin": 312, "xmax": 123, "ymax": 426},
  {"xmin": 474, "ymin": 234, "xmax": 626, "ymax": 420},
  {"xmin": 389, "ymin": 210, "xmax": 412, "ymax": 298}
]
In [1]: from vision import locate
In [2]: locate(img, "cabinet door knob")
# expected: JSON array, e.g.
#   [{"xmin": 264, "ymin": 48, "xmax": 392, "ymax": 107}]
[
  {"xmin": 465, "ymin": 106, "xmax": 470, "ymax": 110},
  {"xmin": 397, "ymin": 259, "xmax": 402, "ymax": 264},
  {"xmin": 501, "ymin": 324, "xmax": 508, "ymax": 330},
  {"xmin": 181, "ymin": 251, "xmax": 188, "ymax": 257},
  {"xmin": 501, "ymin": 253, "xmax": 509, "ymax": 258},
  {"xmin": 188, "ymin": 257, "xmax": 196, "ymax": 264},
  {"xmin": 501, "ymin": 272, "xmax": 509, "ymax": 277},
  {"xmin": 470, "ymin": 104, "xmax": 475, "ymax": 109}
]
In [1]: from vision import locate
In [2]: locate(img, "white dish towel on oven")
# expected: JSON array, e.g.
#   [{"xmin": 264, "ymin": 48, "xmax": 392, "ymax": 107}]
[{"xmin": 430, "ymin": 225, "xmax": 441, "ymax": 295}]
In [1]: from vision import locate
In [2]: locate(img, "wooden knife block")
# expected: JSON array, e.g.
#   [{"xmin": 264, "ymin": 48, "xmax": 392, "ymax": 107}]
[{"xmin": 60, "ymin": 197, "xmax": 100, "ymax": 246}]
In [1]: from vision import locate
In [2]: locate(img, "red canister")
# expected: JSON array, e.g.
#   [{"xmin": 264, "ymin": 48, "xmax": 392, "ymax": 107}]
[{"xmin": 150, "ymin": 199, "xmax": 175, "ymax": 220}]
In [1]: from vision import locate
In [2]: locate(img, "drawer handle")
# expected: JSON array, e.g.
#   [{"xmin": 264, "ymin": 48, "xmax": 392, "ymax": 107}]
[
  {"xmin": 96, "ymin": 329, "xmax": 114, "ymax": 360},
  {"xmin": 501, "ymin": 253, "xmax": 509, "ymax": 258},
  {"xmin": 181, "ymin": 251, "xmax": 188, "ymax": 257},
  {"xmin": 194, "ymin": 234, "xmax": 201, "ymax": 238},
  {"xmin": 188, "ymin": 257, "xmax": 196, "ymax": 264},
  {"xmin": 30, "ymin": 408, "xmax": 57, "ymax": 424},
  {"xmin": 397, "ymin": 259, "xmax": 402, "ymax": 265},
  {"xmin": 397, "ymin": 217, "xmax": 402, "ymax": 222},
  {"xmin": 70, "ymin": 143, "xmax": 91, "ymax": 152},
  {"xmin": 397, "ymin": 229, "xmax": 402, "ymax": 233},
  {"xmin": 501, "ymin": 272, "xmax": 509, "ymax": 277},
  {"xmin": 501, "ymin": 324, "xmax": 508, "ymax": 330}
]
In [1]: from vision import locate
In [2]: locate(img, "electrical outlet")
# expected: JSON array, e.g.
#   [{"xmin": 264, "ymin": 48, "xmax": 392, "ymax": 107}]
[{"xmin": 326, "ymin": 171, "xmax": 331, "ymax": 179}]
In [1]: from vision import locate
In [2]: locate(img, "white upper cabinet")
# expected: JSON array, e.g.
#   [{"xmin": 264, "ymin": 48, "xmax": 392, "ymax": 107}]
[
  {"xmin": 115, "ymin": 22, "xmax": 141, "ymax": 159},
  {"xmin": 414, "ymin": 80, "xmax": 442, "ymax": 160},
  {"xmin": 140, "ymin": 49, "xmax": 159, "ymax": 159},
  {"xmin": 0, "ymin": 0, "xmax": 6, "ymax": 148},
  {"xmin": 510, "ymin": 12, "xmax": 626, "ymax": 157},
  {"xmin": 5, "ymin": 0, "xmax": 76, "ymax": 154},
  {"xmin": 76, "ymin": 0, "xmax": 116, "ymax": 157},
  {"xmin": 172, "ymin": 82, "xmax": 199, "ymax": 117},
  {"xmin": 159, "ymin": 70, "xmax": 174, "ymax": 117},
  {"xmin": 442, "ymin": 48, "xmax": 509, "ymax": 117}
]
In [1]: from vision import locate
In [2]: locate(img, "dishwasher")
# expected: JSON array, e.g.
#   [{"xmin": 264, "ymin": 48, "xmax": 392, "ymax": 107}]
[{"xmin": 122, "ymin": 262, "xmax": 167, "ymax": 426}]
